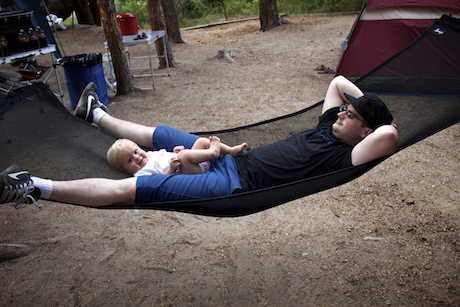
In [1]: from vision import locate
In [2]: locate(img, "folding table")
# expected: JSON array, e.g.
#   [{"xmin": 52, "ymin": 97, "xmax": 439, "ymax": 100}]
[{"xmin": 104, "ymin": 30, "xmax": 170, "ymax": 91}]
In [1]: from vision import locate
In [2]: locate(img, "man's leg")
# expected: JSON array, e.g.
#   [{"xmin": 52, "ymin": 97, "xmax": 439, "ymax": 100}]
[
  {"xmin": 74, "ymin": 82, "xmax": 156, "ymax": 149},
  {"xmin": 0, "ymin": 164, "xmax": 138, "ymax": 207},
  {"xmin": 98, "ymin": 115, "xmax": 155, "ymax": 150},
  {"xmin": 50, "ymin": 177, "xmax": 137, "ymax": 207}
]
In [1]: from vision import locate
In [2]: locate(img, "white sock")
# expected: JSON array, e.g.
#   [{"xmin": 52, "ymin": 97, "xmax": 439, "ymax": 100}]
[
  {"xmin": 31, "ymin": 176, "xmax": 53, "ymax": 199},
  {"xmin": 93, "ymin": 107, "xmax": 107, "ymax": 125}
]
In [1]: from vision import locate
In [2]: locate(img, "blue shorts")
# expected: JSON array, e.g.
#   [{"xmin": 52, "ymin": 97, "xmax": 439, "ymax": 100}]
[{"xmin": 135, "ymin": 126, "xmax": 243, "ymax": 203}]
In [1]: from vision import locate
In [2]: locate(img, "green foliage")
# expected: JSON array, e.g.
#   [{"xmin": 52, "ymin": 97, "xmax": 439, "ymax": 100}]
[
  {"xmin": 63, "ymin": 14, "xmax": 75, "ymax": 27},
  {"xmin": 177, "ymin": 0, "xmax": 259, "ymax": 27},
  {"xmin": 66, "ymin": 0, "xmax": 364, "ymax": 28},
  {"xmin": 178, "ymin": 0, "xmax": 364, "ymax": 27},
  {"xmin": 277, "ymin": 0, "xmax": 364, "ymax": 14},
  {"xmin": 319, "ymin": 0, "xmax": 365, "ymax": 12}
]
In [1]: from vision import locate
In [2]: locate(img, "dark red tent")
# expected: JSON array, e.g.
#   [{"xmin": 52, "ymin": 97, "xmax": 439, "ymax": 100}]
[{"xmin": 336, "ymin": 0, "xmax": 460, "ymax": 95}]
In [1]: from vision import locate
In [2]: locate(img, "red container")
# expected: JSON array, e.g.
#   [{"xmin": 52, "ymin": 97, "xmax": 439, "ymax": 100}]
[{"xmin": 117, "ymin": 13, "xmax": 138, "ymax": 36}]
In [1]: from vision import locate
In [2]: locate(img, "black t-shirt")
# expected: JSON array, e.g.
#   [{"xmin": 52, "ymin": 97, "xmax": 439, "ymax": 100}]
[{"xmin": 234, "ymin": 107, "xmax": 353, "ymax": 191}]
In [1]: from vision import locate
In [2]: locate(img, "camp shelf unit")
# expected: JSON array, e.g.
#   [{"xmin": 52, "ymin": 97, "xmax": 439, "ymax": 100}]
[
  {"xmin": 0, "ymin": 44, "xmax": 64, "ymax": 103},
  {"xmin": 103, "ymin": 30, "xmax": 170, "ymax": 91}
]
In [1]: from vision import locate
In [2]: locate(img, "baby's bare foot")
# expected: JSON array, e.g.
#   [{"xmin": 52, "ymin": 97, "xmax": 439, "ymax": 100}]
[
  {"xmin": 229, "ymin": 143, "xmax": 248, "ymax": 157},
  {"xmin": 209, "ymin": 136, "xmax": 221, "ymax": 158},
  {"xmin": 209, "ymin": 136, "xmax": 221, "ymax": 143}
]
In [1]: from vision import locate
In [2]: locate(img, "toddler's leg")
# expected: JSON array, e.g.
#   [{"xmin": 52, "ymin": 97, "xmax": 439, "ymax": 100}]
[
  {"xmin": 191, "ymin": 137, "xmax": 247, "ymax": 157},
  {"xmin": 177, "ymin": 137, "xmax": 221, "ymax": 174},
  {"xmin": 190, "ymin": 137, "xmax": 211, "ymax": 150},
  {"xmin": 220, "ymin": 142, "xmax": 248, "ymax": 157}
]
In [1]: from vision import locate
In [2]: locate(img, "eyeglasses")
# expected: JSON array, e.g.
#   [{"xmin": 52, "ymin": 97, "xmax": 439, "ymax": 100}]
[{"xmin": 339, "ymin": 104, "xmax": 366, "ymax": 123}]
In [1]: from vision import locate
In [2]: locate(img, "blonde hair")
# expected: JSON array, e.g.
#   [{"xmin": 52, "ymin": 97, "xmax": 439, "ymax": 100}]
[{"xmin": 107, "ymin": 138, "xmax": 136, "ymax": 172}]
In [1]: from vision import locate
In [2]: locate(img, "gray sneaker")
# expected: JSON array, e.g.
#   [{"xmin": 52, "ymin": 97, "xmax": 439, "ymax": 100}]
[
  {"xmin": 74, "ymin": 82, "xmax": 109, "ymax": 123},
  {"xmin": 0, "ymin": 165, "xmax": 38, "ymax": 209}
]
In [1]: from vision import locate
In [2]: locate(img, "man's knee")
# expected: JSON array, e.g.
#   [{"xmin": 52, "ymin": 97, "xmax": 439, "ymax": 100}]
[{"xmin": 119, "ymin": 177, "xmax": 138, "ymax": 204}]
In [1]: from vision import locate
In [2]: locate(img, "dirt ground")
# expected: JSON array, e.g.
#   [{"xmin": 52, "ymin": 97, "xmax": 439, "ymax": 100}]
[{"xmin": 1, "ymin": 14, "xmax": 460, "ymax": 306}]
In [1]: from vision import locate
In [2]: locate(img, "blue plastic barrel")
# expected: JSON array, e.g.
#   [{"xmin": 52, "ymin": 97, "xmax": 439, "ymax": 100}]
[{"xmin": 60, "ymin": 53, "xmax": 109, "ymax": 109}]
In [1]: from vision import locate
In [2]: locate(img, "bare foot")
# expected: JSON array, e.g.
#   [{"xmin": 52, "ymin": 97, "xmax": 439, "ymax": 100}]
[
  {"xmin": 209, "ymin": 136, "xmax": 221, "ymax": 158},
  {"xmin": 229, "ymin": 143, "xmax": 248, "ymax": 157}
]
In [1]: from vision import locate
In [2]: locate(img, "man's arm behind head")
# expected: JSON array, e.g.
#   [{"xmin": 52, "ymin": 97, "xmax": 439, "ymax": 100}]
[
  {"xmin": 322, "ymin": 75, "xmax": 364, "ymax": 114},
  {"xmin": 351, "ymin": 123, "xmax": 400, "ymax": 166}
]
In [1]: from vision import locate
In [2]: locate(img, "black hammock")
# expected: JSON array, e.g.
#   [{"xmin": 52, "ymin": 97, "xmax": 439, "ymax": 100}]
[
  {"xmin": 1, "ymin": 82, "xmax": 459, "ymax": 216},
  {"xmin": 1, "ymin": 15, "xmax": 459, "ymax": 217}
]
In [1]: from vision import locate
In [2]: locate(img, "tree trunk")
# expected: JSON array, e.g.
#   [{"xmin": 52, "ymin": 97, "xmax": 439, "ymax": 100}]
[
  {"xmin": 221, "ymin": 0, "xmax": 228, "ymax": 21},
  {"xmin": 75, "ymin": 0, "xmax": 95, "ymax": 24},
  {"xmin": 146, "ymin": 0, "xmax": 177, "ymax": 68},
  {"xmin": 160, "ymin": 0, "xmax": 185, "ymax": 43},
  {"xmin": 97, "ymin": 0, "xmax": 135, "ymax": 95},
  {"xmin": 70, "ymin": 0, "xmax": 84, "ymax": 24},
  {"xmin": 89, "ymin": 0, "xmax": 102, "ymax": 26},
  {"xmin": 41, "ymin": 0, "xmax": 73, "ymax": 20},
  {"xmin": 259, "ymin": 0, "xmax": 291, "ymax": 31}
]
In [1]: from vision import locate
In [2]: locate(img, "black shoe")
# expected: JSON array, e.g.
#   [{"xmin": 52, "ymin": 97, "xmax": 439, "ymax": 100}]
[
  {"xmin": 15, "ymin": 186, "xmax": 41, "ymax": 210},
  {"xmin": 0, "ymin": 165, "xmax": 38, "ymax": 209},
  {"xmin": 74, "ymin": 82, "xmax": 109, "ymax": 123}
]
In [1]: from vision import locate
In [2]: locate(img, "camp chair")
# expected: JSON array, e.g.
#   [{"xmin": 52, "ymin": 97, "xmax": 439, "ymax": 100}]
[{"xmin": 0, "ymin": 70, "xmax": 23, "ymax": 95}]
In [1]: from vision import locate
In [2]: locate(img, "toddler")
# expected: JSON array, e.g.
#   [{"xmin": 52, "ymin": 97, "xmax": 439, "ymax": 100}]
[{"xmin": 107, "ymin": 136, "xmax": 247, "ymax": 176}]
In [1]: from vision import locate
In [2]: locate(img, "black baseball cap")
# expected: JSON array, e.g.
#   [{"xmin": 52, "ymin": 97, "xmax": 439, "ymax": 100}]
[{"xmin": 344, "ymin": 93, "xmax": 393, "ymax": 130}]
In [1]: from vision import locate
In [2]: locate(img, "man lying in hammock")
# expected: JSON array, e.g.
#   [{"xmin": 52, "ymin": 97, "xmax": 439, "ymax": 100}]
[{"xmin": 0, "ymin": 76, "xmax": 399, "ymax": 208}]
